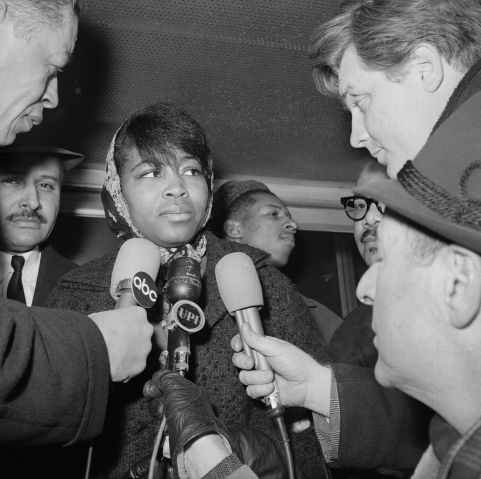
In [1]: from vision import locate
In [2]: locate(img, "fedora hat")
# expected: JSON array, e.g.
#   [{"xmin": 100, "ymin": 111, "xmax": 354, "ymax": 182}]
[
  {"xmin": 355, "ymin": 90, "xmax": 481, "ymax": 255},
  {"xmin": 0, "ymin": 146, "xmax": 84, "ymax": 171}
]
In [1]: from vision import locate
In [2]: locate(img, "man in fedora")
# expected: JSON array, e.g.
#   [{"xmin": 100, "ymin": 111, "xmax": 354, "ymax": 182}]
[
  {"xmin": 0, "ymin": 146, "xmax": 83, "ymax": 306},
  {"xmin": 230, "ymin": 90, "xmax": 481, "ymax": 477}
]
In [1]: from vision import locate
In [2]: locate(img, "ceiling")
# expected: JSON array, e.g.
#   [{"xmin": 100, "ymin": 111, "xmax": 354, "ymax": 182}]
[{"xmin": 19, "ymin": 0, "xmax": 371, "ymax": 231}]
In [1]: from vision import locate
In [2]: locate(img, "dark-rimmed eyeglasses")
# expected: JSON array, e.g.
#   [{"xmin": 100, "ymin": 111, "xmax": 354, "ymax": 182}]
[{"xmin": 340, "ymin": 195, "xmax": 385, "ymax": 221}]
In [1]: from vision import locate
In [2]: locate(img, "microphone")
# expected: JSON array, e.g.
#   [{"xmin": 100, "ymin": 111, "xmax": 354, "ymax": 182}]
[
  {"xmin": 215, "ymin": 252, "xmax": 282, "ymax": 410},
  {"xmin": 110, "ymin": 238, "xmax": 162, "ymax": 309},
  {"xmin": 164, "ymin": 248, "xmax": 205, "ymax": 376}
]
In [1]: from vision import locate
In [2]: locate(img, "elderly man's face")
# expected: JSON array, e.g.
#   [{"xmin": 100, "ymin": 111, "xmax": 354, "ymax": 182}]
[
  {"xmin": 356, "ymin": 213, "xmax": 444, "ymax": 397},
  {"xmin": 338, "ymin": 46, "xmax": 441, "ymax": 178},
  {"xmin": 0, "ymin": 156, "xmax": 62, "ymax": 253},
  {"xmin": 0, "ymin": 8, "xmax": 78, "ymax": 145}
]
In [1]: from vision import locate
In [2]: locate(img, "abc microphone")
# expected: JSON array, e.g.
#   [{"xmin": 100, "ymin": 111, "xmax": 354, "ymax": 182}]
[
  {"xmin": 110, "ymin": 238, "xmax": 162, "ymax": 309},
  {"xmin": 215, "ymin": 252, "xmax": 282, "ymax": 411}
]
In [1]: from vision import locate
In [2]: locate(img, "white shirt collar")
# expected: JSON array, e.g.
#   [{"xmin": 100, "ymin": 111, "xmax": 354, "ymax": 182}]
[{"xmin": 0, "ymin": 248, "xmax": 41, "ymax": 306}]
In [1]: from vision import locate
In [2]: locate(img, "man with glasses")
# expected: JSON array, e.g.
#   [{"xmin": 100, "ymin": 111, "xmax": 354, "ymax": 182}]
[{"xmin": 329, "ymin": 161, "xmax": 386, "ymax": 366}]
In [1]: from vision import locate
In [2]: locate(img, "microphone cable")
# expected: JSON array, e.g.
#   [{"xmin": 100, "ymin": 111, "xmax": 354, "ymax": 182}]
[{"xmin": 267, "ymin": 404, "xmax": 296, "ymax": 479}]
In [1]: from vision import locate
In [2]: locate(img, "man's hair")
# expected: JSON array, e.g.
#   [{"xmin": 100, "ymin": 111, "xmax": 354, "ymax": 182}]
[
  {"xmin": 7, "ymin": 0, "xmax": 80, "ymax": 39},
  {"xmin": 114, "ymin": 102, "xmax": 213, "ymax": 191},
  {"xmin": 309, "ymin": 0, "xmax": 481, "ymax": 97},
  {"xmin": 209, "ymin": 180, "xmax": 272, "ymax": 237},
  {"xmin": 227, "ymin": 190, "xmax": 274, "ymax": 220}
]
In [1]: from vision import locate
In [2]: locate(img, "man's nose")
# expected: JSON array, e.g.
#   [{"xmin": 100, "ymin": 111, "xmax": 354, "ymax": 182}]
[
  {"xmin": 42, "ymin": 76, "xmax": 59, "ymax": 110},
  {"xmin": 350, "ymin": 112, "xmax": 370, "ymax": 149},
  {"xmin": 363, "ymin": 203, "xmax": 382, "ymax": 227},
  {"xmin": 284, "ymin": 217, "xmax": 298, "ymax": 233},
  {"xmin": 20, "ymin": 186, "xmax": 41, "ymax": 211},
  {"xmin": 356, "ymin": 262, "xmax": 378, "ymax": 306}
]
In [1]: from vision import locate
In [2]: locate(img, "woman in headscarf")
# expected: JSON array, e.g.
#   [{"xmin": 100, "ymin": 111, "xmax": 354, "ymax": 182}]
[{"xmin": 46, "ymin": 102, "xmax": 328, "ymax": 479}]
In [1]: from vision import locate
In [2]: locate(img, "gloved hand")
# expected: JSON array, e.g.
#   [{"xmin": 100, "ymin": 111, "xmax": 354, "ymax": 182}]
[{"xmin": 143, "ymin": 370, "xmax": 287, "ymax": 479}]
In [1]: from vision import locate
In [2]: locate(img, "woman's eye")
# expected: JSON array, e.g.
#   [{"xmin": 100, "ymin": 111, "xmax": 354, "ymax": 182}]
[
  {"xmin": 182, "ymin": 167, "xmax": 203, "ymax": 176},
  {"xmin": 140, "ymin": 170, "xmax": 160, "ymax": 178},
  {"xmin": 39, "ymin": 183, "xmax": 54, "ymax": 191}
]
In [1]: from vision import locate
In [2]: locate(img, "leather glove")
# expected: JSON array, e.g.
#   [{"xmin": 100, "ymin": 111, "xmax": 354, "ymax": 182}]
[{"xmin": 143, "ymin": 370, "xmax": 287, "ymax": 479}]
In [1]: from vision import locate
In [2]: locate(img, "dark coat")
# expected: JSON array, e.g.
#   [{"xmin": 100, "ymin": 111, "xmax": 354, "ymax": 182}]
[
  {"xmin": 32, "ymin": 245, "xmax": 77, "ymax": 306},
  {"xmin": 327, "ymin": 304, "xmax": 432, "ymax": 475},
  {"xmin": 46, "ymin": 231, "xmax": 329, "ymax": 479},
  {"xmin": 0, "ymin": 300, "xmax": 110, "ymax": 447},
  {"xmin": 0, "ymin": 245, "xmax": 107, "ymax": 479},
  {"xmin": 329, "ymin": 303, "xmax": 376, "ymax": 368}
]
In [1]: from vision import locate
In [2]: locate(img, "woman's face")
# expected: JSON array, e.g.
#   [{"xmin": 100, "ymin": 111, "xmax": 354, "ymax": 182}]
[{"xmin": 120, "ymin": 146, "xmax": 209, "ymax": 248}]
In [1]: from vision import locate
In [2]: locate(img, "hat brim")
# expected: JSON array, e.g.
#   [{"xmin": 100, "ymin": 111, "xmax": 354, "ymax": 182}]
[
  {"xmin": 0, "ymin": 146, "xmax": 84, "ymax": 171},
  {"xmin": 355, "ymin": 178, "xmax": 481, "ymax": 255}
]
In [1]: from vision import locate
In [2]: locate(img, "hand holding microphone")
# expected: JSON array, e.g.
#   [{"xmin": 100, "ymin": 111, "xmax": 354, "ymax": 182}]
[
  {"xmin": 231, "ymin": 324, "xmax": 332, "ymax": 416},
  {"xmin": 216, "ymin": 253, "xmax": 298, "ymax": 479},
  {"xmin": 215, "ymin": 252, "xmax": 282, "ymax": 411},
  {"xmin": 90, "ymin": 238, "xmax": 162, "ymax": 383}
]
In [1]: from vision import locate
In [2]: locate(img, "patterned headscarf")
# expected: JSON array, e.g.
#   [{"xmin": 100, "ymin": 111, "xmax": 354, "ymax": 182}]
[{"xmin": 101, "ymin": 124, "xmax": 214, "ymax": 265}]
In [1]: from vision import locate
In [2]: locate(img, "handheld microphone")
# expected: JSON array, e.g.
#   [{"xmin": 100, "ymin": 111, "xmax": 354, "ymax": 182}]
[
  {"xmin": 215, "ymin": 252, "xmax": 282, "ymax": 410},
  {"xmin": 110, "ymin": 238, "xmax": 162, "ymax": 309},
  {"xmin": 164, "ymin": 249, "xmax": 205, "ymax": 376}
]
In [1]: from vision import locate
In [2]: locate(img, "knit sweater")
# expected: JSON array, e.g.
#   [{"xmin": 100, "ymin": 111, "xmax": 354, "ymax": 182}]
[{"xmin": 46, "ymin": 231, "xmax": 328, "ymax": 479}]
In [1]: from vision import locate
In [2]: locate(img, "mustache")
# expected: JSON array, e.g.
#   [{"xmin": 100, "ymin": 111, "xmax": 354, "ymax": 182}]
[
  {"xmin": 8, "ymin": 210, "xmax": 48, "ymax": 224},
  {"xmin": 361, "ymin": 226, "xmax": 378, "ymax": 243}
]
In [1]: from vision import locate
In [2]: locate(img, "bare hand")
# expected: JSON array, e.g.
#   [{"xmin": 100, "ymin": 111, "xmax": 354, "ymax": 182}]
[
  {"xmin": 231, "ymin": 323, "xmax": 331, "ymax": 415},
  {"xmin": 89, "ymin": 306, "xmax": 153, "ymax": 382}
]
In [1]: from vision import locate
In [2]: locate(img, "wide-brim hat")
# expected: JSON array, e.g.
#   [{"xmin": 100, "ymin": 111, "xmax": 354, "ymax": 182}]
[
  {"xmin": 0, "ymin": 146, "xmax": 84, "ymax": 171},
  {"xmin": 355, "ymin": 90, "xmax": 481, "ymax": 255}
]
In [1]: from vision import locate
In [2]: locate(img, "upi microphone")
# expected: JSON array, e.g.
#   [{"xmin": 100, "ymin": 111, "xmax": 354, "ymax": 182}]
[
  {"xmin": 215, "ymin": 252, "xmax": 282, "ymax": 410},
  {"xmin": 110, "ymin": 238, "xmax": 162, "ymax": 309},
  {"xmin": 164, "ymin": 248, "xmax": 205, "ymax": 375}
]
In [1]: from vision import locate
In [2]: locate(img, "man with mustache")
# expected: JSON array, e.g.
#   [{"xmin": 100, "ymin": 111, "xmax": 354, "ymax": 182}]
[
  {"xmin": 329, "ymin": 160, "xmax": 386, "ymax": 366},
  {"xmin": 0, "ymin": 0, "xmax": 153, "ymax": 450},
  {"xmin": 0, "ymin": 147, "xmax": 83, "ymax": 306}
]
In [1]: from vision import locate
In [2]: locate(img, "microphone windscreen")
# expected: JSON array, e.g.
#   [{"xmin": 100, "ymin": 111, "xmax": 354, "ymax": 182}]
[
  {"xmin": 215, "ymin": 252, "xmax": 264, "ymax": 313},
  {"xmin": 110, "ymin": 238, "xmax": 162, "ymax": 300}
]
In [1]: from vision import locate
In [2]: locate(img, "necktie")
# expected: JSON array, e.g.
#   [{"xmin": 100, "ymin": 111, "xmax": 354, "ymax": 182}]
[{"xmin": 7, "ymin": 255, "xmax": 26, "ymax": 303}]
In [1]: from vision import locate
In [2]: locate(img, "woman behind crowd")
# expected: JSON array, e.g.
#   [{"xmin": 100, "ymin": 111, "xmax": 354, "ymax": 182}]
[{"xmin": 46, "ymin": 102, "xmax": 327, "ymax": 478}]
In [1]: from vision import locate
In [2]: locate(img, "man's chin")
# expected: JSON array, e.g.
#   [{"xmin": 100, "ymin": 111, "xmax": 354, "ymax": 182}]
[
  {"xmin": 0, "ymin": 128, "xmax": 17, "ymax": 146},
  {"xmin": 373, "ymin": 361, "xmax": 395, "ymax": 388},
  {"xmin": 364, "ymin": 248, "xmax": 380, "ymax": 266}
]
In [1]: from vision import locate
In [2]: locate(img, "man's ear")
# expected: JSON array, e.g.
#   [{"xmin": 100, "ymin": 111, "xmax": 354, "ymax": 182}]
[
  {"xmin": 223, "ymin": 219, "xmax": 242, "ymax": 242},
  {"xmin": 409, "ymin": 44, "xmax": 444, "ymax": 93},
  {"xmin": 444, "ymin": 245, "xmax": 481, "ymax": 328}
]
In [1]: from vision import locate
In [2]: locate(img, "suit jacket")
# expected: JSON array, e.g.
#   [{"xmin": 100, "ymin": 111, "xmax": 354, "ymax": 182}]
[
  {"xmin": 0, "ymin": 246, "xmax": 104, "ymax": 479},
  {"xmin": 32, "ymin": 245, "xmax": 77, "ymax": 306}
]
